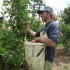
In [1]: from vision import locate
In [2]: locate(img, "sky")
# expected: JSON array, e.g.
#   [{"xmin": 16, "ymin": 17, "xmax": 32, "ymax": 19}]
[
  {"xmin": 0, "ymin": 0, "xmax": 70, "ymax": 16},
  {"xmin": 43, "ymin": 0, "xmax": 70, "ymax": 14}
]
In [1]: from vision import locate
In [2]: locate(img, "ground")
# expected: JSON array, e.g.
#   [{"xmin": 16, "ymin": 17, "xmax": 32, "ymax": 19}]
[{"xmin": 52, "ymin": 54, "xmax": 70, "ymax": 70}]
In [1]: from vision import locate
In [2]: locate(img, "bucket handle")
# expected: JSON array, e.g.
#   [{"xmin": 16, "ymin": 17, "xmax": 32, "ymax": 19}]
[{"xmin": 37, "ymin": 48, "xmax": 44, "ymax": 57}]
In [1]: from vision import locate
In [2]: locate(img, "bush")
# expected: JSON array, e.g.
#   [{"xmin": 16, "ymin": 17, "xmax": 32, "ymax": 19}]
[
  {"xmin": 0, "ymin": 29, "xmax": 25, "ymax": 70},
  {"xmin": 60, "ymin": 23, "xmax": 70, "ymax": 52}
]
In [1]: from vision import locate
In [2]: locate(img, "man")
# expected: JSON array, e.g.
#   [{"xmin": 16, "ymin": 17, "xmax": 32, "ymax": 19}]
[{"xmin": 23, "ymin": 6, "xmax": 60, "ymax": 70}]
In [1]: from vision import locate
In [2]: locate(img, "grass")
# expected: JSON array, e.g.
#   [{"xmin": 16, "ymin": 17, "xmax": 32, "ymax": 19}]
[{"xmin": 57, "ymin": 43, "xmax": 64, "ymax": 49}]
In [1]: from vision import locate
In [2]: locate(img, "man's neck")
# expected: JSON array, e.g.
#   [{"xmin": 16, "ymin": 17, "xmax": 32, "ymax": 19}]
[{"xmin": 45, "ymin": 19, "xmax": 53, "ymax": 24}]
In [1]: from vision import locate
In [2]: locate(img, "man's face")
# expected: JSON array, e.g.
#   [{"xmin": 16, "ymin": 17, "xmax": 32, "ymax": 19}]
[{"xmin": 39, "ymin": 11, "xmax": 49, "ymax": 22}]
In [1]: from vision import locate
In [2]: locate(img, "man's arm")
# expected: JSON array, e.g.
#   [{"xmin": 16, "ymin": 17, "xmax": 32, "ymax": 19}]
[
  {"xmin": 27, "ymin": 28, "xmax": 36, "ymax": 37},
  {"xmin": 35, "ymin": 37, "xmax": 57, "ymax": 47},
  {"xmin": 35, "ymin": 23, "xmax": 60, "ymax": 47},
  {"xmin": 23, "ymin": 25, "xmax": 36, "ymax": 37}
]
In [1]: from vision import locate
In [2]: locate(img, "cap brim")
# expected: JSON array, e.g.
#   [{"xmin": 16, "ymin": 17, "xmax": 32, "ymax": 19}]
[{"xmin": 37, "ymin": 10, "xmax": 46, "ymax": 14}]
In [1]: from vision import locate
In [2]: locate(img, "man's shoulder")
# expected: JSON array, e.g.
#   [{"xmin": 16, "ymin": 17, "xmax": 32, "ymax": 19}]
[
  {"xmin": 45, "ymin": 21, "xmax": 59, "ymax": 32},
  {"xmin": 49, "ymin": 21, "xmax": 59, "ymax": 28}
]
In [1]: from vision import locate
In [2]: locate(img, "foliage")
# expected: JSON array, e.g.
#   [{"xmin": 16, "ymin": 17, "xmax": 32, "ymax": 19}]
[
  {"xmin": 0, "ymin": 0, "xmax": 30, "ymax": 70},
  {"xmin": 59, "ymin": 6, "xmax": 70, "ymax": 24},
  {"xmin": 60, "ymin": 23, "xmax": 70, "ymax": 52},
  {"xmin": 30, "ymin": 21, "xmax": 43, "ymax": 32},
  {"xmin": 0, "ymin": 0, "xmax": 45, "ymax": 70},
  {"xmin": 24, "ymin": 0, "xmax": 44, "ymax": 40},
  {"xmin": 59, "ymin": 5, "xmax": 70, "ymax": 52},
  {"xmin": 0, "ymin": 29, "xmax": 24, "ymax": 70},
  {"xmin": 3, "ymin": 0, "xmax": 30, "ymax": 29},
  {"xmin": 28, "ymin": 0, "xmax": 45, "ymax": 20},
  {"xmin": 30, "ymin": 0, "xmax": 42, "ymax": 3},
  {"xmin": 26, "ymin": 21, "xmax": 43, "ymax": 40}
]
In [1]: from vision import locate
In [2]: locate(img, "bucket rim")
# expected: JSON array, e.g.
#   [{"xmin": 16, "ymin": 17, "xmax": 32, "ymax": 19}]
[{"xmin": 24, "ymin": 42, "xmax": 44, "ymax": 46}]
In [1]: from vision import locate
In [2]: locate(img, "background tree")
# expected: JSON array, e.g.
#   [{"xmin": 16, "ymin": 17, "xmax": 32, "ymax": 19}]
[
  {"xmin": 0, "ymin": 0, "xmax": 30, "ymax": 70},
  {"xmin": 59, "ymin": 5, "xmax": 70, "ymax": 24},
  {"xmin": 59, "ymin": 5, "xmax": 70, "ymax": 52},
  {"xmin": 27, "ymin": 0, "xmax": 45, "ymax": 40},
  {"xmin": 0, "ymin": 0, "xmax": 46, "ymax": 69}
]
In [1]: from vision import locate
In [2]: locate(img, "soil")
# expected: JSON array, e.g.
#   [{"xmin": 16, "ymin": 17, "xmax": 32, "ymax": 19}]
[
  {"xmin": 52, "ymin": 49, "xmax": 70, "ymax": 70},
  {"xmin": 52, "ymin": 56, "xmax": 70, "ymax": 70}
]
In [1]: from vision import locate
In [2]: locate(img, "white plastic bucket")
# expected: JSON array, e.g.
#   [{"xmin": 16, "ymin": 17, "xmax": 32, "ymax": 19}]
[{"xmin": 24, "ymin": 42, "xmax": 45, "ymax": 70}]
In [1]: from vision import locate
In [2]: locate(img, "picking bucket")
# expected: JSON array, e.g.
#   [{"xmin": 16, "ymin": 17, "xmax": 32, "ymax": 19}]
[{"xmin": 24, "ymin": 42, "xmax": 45, "ymax": 70}]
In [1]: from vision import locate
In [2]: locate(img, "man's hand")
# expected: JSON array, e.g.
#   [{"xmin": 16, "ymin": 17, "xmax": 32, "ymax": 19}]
[
  {"xmin": 35, "ymin": 37, "xmax": 43, "ymax": 43},
  {"xmin": 31, "ymin": 40, "xmax": 36, "ymax": 43},
  {"xmin": 22, "ymin": 25, "xmax": 30, "ymax": 31}
]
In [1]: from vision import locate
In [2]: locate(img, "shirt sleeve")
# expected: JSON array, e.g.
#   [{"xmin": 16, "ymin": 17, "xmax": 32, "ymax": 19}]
[
  {"xmin": 35, "ymin": 31, "xmax": 40, "ymax": 37},
  {"xmin": 35, "ymin": 29, "xmax": 43, "ymax": 37},
  {"xmin": 48, "ymin": 23, "xmax": 60, "ymax": 44}
]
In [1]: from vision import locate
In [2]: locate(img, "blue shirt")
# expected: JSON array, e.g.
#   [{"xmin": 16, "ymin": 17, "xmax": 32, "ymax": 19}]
[{"xmin": 35, "ymin": 21, "xmax": 60, "ymax": 62}]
